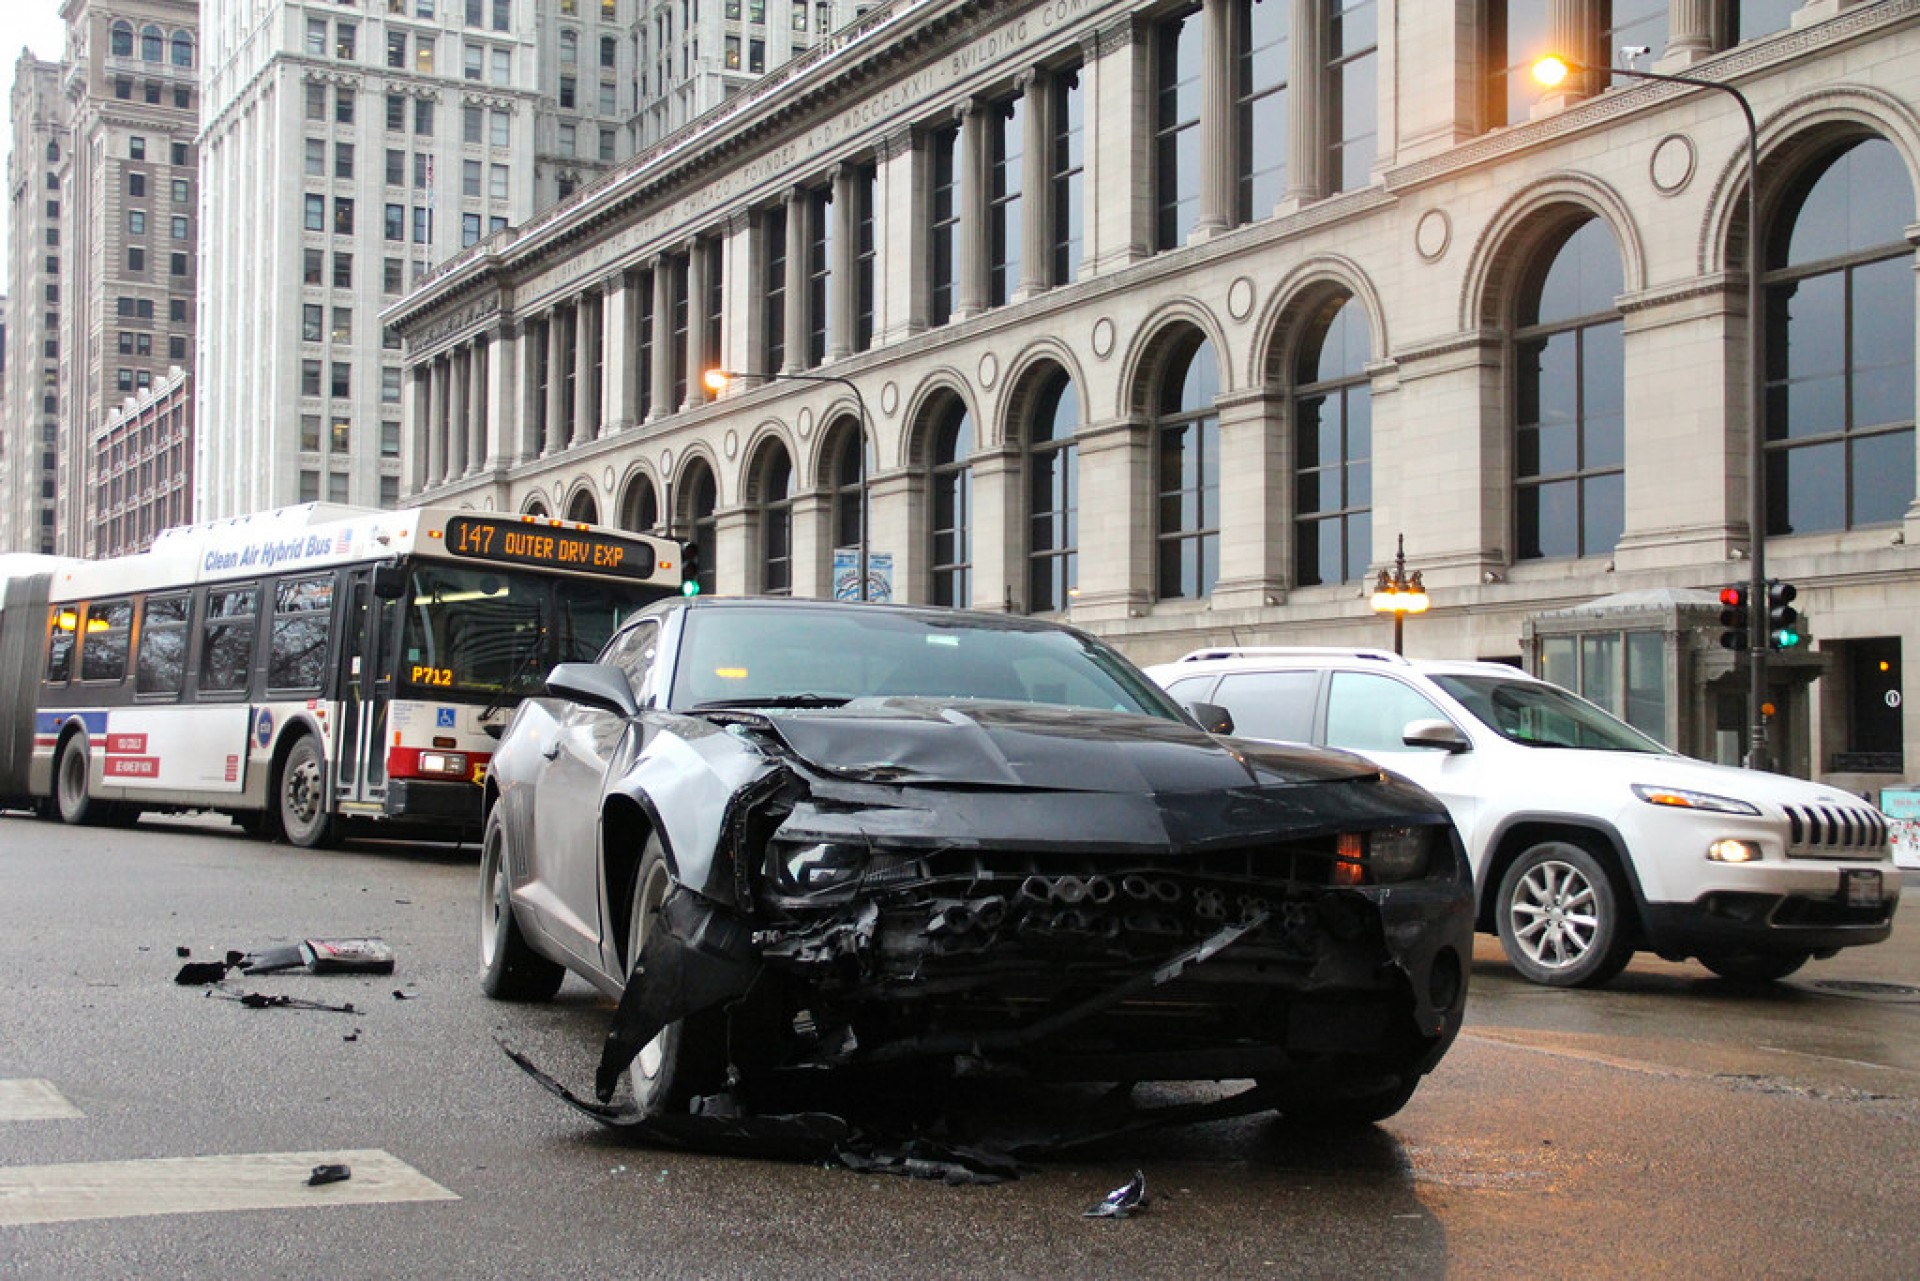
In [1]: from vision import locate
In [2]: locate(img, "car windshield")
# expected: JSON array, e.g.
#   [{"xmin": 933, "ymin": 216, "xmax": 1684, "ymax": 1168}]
[
  {"xmin": 667, "ymin": 605, "xmax": 1187, "ymax": 721},
  {"xmin": 1430, "ymin": 672, "xmax": 1669, "ymax": 754}
]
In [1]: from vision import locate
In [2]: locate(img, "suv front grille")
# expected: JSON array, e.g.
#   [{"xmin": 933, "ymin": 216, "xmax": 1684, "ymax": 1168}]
[{"xmin": 1782, "ymin": 804, "xmax": 1890, "ymax": 859}]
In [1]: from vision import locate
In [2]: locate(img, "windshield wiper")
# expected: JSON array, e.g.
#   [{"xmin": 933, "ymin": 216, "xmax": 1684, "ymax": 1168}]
[
  {"xmin": 688, "ymin": 694, "xmax": 851, "ymax": 711},
  {"xmin": 480, "ymin": 619, "xmax": 549, "ymax": 732}
]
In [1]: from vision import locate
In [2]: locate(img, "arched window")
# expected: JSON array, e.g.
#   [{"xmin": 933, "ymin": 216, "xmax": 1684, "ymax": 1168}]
[
  {"xmin": 824, "ymin": 418, "xmax": 866, "ymax": 597},
  {"xmin": 1025, "ymin": 369, "xmax": 1079, "ymax": 613},
  {"xmin": 141, "ymin": 25, "xmax": 163, "ymax": 62},
  {"xmin": 45, "ymin": 140, "xmax": 59, "ymax": 163},
  {"xmin": 618, "ymin": 475, "xmax": 657, "ymax": 532},
  {"xmin": 926, "ymin": 396, "xmax": 973, "ymax": 607},
  {"xmin": 171, "ymin": 31, "xmax": 194, "ymax": 69},
  {"xmin": 754, "ymin": 442, "xmax": 794, "ymax": 595},
  {"xmin": 1764, "ymin": 137, "xmax": 1915, "ymax": 535},
  {"xmin": 1294, "ymin": 294, "xmax": 1372, "ymax": 586},
  {"xmin": 110, "ymin": 21, "xmax": 133, "ymax": 58},
  {"xmin": 1155, "ymin": 335, "xmax": 1220, "ymax": 599},
  {"xmin": 1514, "ymin": 215, "xmax": 1624, "ymax": 560},
  {"xmin": 566, "ymin": 489, "xmax": 599, "ymax": 524},
  {"xmin": 524, "ymin": 497, "xmax": 550, "ymax": 517},
  {"xmin": 682, "ymin": 461, "xmax": 719, "ymax": 596}
]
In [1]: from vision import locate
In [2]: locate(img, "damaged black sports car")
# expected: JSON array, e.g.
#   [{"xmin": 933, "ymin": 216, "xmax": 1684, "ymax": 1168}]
[{"xmin": 480, "ymin": 597, "xmax": 1472, "ymax": 1126}]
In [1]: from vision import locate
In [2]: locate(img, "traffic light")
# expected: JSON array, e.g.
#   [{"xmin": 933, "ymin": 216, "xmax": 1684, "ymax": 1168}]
[
  {"xmin": 1767, "ymin": 580, "xmax": 1800, "ymax": 650},
  {"xmin": 1717, "ymin": 585, "xmax": 1749, "ymax": 651},
  {"xmin": 680, "ymin": 540, "xmax": 702, "ymax": 596}
]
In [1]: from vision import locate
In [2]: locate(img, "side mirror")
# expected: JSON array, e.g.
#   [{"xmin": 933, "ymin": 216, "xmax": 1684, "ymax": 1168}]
[
  {"xmin": 1403, "ymin": 718, "xmax": 1470, "ymax": 753},
  {"xmin": 371, "ymin": 562, "xmax": 407, "ymax": 599},
  {"xmin": 1187, "ymin": 701, "xmax": 1236, "ymax": 736},
  {"xmin": 546, "ymin": 662, "xmax": 639, "ymax": 719}
]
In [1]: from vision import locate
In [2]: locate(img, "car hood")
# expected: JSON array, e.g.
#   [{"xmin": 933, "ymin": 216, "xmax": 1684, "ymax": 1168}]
[
  {"xmin": 760, "ymin": 697, "xmax": 1384, "ymax": 793},
  {"xmin": 1541, "ymin": 747, "xmax": 1881, "ymax": 813}
]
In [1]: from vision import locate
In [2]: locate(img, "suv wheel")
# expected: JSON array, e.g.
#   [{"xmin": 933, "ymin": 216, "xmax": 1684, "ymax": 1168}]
[{"xmin": 1495, "ymin": 840, "xmax": 1634, "ymax": 988}]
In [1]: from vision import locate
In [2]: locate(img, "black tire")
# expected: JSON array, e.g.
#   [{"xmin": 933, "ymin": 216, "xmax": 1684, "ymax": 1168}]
[
  {"xmin": 1272, "ymin": 1077, "xmax": 1419, "ymax": 1127},
  {"xmin": 1699, "ymin": 950, "xmax": 1811, "ymax": 983},
  {"xmin": 55, "ymin": 737, "xmax": 94, "ymax": 826},
  {"xmin": 479, "ymin": 806, "xmax": 566, "ymax": 1001},
  {"xmin": 1495, "ymin": 840, "xmax": 1635, "ymax": 988},
  {"xmin": 277, "ymin": 735, "xmax": 338, "ymax": 849},
  {"xmin": 624, "ymin": 836, "xmax": 726, "ymax": 1116}
]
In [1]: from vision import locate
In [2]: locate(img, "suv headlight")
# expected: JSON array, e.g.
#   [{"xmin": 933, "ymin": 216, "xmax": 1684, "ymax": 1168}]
[{"xmin": 1631, "ymin": 784, "xmax": 1760, "ymax": 816}]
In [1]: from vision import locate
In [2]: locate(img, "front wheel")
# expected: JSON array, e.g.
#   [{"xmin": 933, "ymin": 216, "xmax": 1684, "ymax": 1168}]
[
  {"xmin": 624, "ymin": 836, "xmax": 726, "ymax": 1115},
  {"xmin": 278, "ymin": 736, "xmax": 337, "ymax": 849},
  {"xmin": 1269, "ymin": 1077, "xmax": 1419, "ymax": 1127},
  {"xmin": 1495, "ymin": 841, "xmax": 1634, "ymax": 988},
  {"xmin": 1699, "ymin": 950, "xmax": 1811, "ymax": 983},
  {"xmin": 479, "ymin": 806, "xmax": 565, "ymax": 1001},
  {"xmin": 55, "ymin": 738, "xmax": 94, "ymax": 825}
]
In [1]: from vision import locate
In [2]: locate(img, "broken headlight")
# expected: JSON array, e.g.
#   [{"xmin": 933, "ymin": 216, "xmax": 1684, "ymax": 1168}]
[
  {"xmin": 1334, "ymin": 827, "xmax": 1434, "ymax": 885},
  {"xmin": 771, "ymin": 841, "xmax": 869, "ymax": 897}
]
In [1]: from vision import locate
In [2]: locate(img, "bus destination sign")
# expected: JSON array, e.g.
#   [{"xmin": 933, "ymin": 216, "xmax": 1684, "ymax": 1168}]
[{"xmin": 444, "ymin": 515, "xmax": 660, "ymax": 581}]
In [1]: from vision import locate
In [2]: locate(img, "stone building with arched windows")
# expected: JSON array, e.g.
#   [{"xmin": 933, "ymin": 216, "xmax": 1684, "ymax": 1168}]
[{"xmin": 386, "ymin": 0, "xmax": 1920, "ymax": 791}]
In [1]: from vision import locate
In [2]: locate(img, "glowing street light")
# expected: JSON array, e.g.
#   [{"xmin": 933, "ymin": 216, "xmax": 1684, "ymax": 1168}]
[
  {"xmin": 703, "ymin": 368, "xmax": 874, "ymax": 601},
  {"xmin": 1531, "ymin": 50, "xmax": 1771, "ymax": 769},
  {"xmin": 1370, "ymin": 534, "xmax": 1428, "ymax": 656}
]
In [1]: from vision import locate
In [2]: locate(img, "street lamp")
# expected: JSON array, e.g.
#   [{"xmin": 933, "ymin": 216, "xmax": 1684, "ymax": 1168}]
[
  {"xmin": 1534, "ymin": 51, "xmax": 1772, "ymax": 769},
  {"xmin": 1370, "ymin": 534, "xmax": 1429, "ymax": 656},
  {"xmin": 702, "ymin": 368, "xmax": 874, "ymax": 601}
]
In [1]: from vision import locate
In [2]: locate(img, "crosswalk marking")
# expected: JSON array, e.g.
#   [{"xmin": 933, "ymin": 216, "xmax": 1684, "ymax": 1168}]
[
  {"xmin": 0, "ymin": 1149, "xmax": 458, "ymax": 1227},
  {"xmin": 0, "ymin": 1079, "xmax": 83, "ymax": 1122}
]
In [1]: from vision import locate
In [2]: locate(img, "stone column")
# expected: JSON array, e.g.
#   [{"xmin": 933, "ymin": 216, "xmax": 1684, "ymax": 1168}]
[
  {"xmin": 425, "ymin": 356, "xmax": 447, "ymax": 488},
  {"xmin": 686, "ymin": 245, "xmax": 710, "ymax": 404},
  {"xmin": 829, "ymin": 164, "xmax": 856, "ymax": 360},
  {"xmin": 1196, "ymin": 0, "xmax": 1234, "ymax": 237},
  {"xmin": 1210, "ymin": 388, "xmax": 1287, "ymax": 611},
  {"xmin": 573, "ymin": 294, "xmax": 596, "ymax": 445},
  {"xmin": 404, "ymin": 365, "xmax": 430, "ymax": 497},
  {"xmin": 1018, "ymin": 68, "xmax": 1050, "ymax": 298},
  {"xmin": 447, "ymin": 347, "xmax": 468, "ymax": 481},
  {"xmin": 466, "ymin": 337, "xmax": 488, "ymax": 474},
  {"xmin": 876, "ymin": 128, "xmax": 920, "ymax": 342},
  {"xmin": 1283, "ymin": 0, "xmax": 1325, "ymax": 207},
  {"xmin": 650, "ymin": 262, "xmax": 673, "ymax": 420},
  {"xmin": 1662, "ymin": 0, "xmax": 1717, "ymax": 67},
  {"xmin": 783, "ymin": 187, "xmax": 808, "ymax": 372},
  {"xmin": 956, "ymin": 98, "xmax": 988, "ymax": 321},
  {"xmin": 603, "ymin": 273, "xmax": 635, "ymax": 432},
  {"xmin": 544, "ymin": 313, "xmax": 567, "ymax": 455},
  {"xmin": 1545, "ymin": 0, "xmax": 1606, "ymax": 102},
  {"xmin": 1084, "ymin": 19, "xmax": 1150, "ymax": 275}
]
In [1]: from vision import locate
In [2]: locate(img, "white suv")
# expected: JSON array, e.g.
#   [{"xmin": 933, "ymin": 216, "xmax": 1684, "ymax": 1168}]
[{"xmin": 1146, "ymin": 647, "xmax": 1900, "ymax": 987}]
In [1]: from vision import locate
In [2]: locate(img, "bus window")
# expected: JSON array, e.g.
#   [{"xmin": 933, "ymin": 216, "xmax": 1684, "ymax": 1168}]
[
  {"xmin": 80, "ymin": 599, "xmax": 134, "ymax": 683},
  {"xmin": 555, "ymin": 578, "xmax": 656, "ymax": 663},
  {"xmin": 403, "ymin": 566, "xmax": 543, "ymax": 694},
  {"xmin": 46, "ymin": 607, "xmax": 77, "ymax": 684},
  {"xmin": 136, "ymin": 594, "xmax": 191, "ymax": 697},
  {"xmin": 200, "ymin": 585, "xmax": 259, "ymax": 694},
  {"xmin": 270, "ymin": 575, "xmax": 335, "ymax": 692}
]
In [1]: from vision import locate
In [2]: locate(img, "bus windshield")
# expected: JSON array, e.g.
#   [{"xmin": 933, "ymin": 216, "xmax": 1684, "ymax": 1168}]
[{"xmin": 399, "ymin": 564, "xmax": 668, "ymax": 698}]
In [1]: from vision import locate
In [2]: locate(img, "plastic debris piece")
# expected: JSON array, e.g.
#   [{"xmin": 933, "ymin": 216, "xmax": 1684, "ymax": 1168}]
[
  {"xmin": 1084, "ymin": 1170, "xmax": 1149, "ymax": 1219},
  {"xmin": 175, "ymin": 946, "xmax": 191, "ymax": 958},
  {"xmin": 174, "ymin": 961, "xmax": 233, "ymax": 985},
  {"xmin": 344, "ymin": 1029, "xmax": 361, "ymax": 1042},
  {"xmin": 392, "ymin": 989, "xmax": 415, "ymax": 1001},
  {"xmin": 208, "ymin": 984, "xmax": 358, "ymax": 1014},
  {"xmin": 307, "ymin": 1163, "xmax": 352, "ymax": 1186},
  {"xmin": 301, "ymin": 938, "xmax": 396, "ymax": 975}
]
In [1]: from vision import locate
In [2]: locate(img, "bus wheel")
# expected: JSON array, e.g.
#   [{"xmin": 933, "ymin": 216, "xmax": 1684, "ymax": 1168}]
[
  {"xmin": 55, "ymin": 738, "xmax": 94, "ymax": 825},
  {"xmin": 278, "ymin": 736, "xmax": 337, "ymax": 849}
]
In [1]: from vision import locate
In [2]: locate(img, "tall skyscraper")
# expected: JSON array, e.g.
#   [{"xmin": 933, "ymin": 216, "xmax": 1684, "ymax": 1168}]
[{"xmin": 3, "ymin": 53, "xmax": 69, "ymax": 555}]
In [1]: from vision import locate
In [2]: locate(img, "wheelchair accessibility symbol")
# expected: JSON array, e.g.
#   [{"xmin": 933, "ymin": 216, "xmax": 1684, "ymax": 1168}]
[{"xmin": 436, "ymin": 708, "xmax": 458, "ymax": 729}]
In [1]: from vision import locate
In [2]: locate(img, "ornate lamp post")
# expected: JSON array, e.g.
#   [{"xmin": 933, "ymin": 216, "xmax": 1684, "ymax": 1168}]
[
  {"xmin": 1370, "ymin": 534, "xmax": 1429, "ymax": 656},
  {"xmin": 1532, "ymin": 51, "xmax": 1770, "ymax": 769},
  {"xmin": 703, "ymin": 368, "xmax": 873, "ymax": 601}
]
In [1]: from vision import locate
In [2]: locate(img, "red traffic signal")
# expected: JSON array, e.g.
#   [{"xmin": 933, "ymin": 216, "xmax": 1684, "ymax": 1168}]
[{"xmin": 1718, "ymin": 585, "xmax": 1749, "ymax": 651}]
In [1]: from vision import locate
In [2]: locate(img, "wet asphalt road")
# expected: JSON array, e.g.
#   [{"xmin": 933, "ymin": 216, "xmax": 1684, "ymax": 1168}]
[{"xmin": 2, "ymin": 812, "xmax": 1917, "ymax": 1279}]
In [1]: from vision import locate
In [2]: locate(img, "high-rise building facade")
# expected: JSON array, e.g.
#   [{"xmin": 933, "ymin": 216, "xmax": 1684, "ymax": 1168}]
[
  {"xmin": 627, "ymin": 0, "xmax": 858, "ymax": 147},
  {"xmin": 196, "ymin": 0, "xmax": 682, "ymax": 520},
  {"xmin": 58, "ymin": 0, "xmax": 202, "ymax": 558},
  {"xmin": 3, "ymin": 53, "xmax": 70, "ymax": 556},
  {"xmin": 388, "ymin": 0, "xmax": 1920, "ymax": 787}
]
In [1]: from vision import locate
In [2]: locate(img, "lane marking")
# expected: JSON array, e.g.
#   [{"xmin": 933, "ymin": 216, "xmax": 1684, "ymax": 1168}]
[
  {"xmin": 0, "ymin": 1080, "xmax": 84, "ymax": 1122},
  {"xmin": 0, "ymin": 1149, "xmax": 458, "ymax": 1227}
]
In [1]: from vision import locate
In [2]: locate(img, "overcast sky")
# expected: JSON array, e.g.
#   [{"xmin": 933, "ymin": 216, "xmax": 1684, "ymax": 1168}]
[{"xmin": 4, "ymin": 6, "xmax": 79, "ymax": 282}]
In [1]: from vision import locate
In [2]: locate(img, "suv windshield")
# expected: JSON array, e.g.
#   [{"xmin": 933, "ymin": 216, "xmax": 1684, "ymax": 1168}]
[
  {"xmin": 669, "ymin": 605, "xmax": 1185, "ymax": 720},
  {"xmin": 1431, "ymin": 673, "xmax": 1668, "ymax": 754}
]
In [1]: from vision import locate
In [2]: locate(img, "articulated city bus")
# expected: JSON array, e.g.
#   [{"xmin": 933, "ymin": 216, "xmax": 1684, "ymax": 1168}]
[{"xmin": 0, "ymin": 505, "xmax": 686, "ymax": 845}]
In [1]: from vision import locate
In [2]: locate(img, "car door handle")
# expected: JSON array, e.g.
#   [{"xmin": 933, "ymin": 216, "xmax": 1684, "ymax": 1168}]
[{"xmin": 541, "ymin": 743, "xmax": 562, "ymax": 760}]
